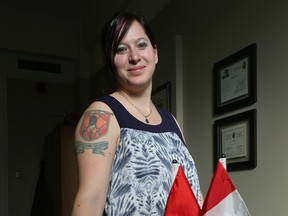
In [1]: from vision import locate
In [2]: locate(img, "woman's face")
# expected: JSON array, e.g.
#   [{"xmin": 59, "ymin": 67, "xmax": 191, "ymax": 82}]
[{"xmin": 113, "ymin": 21, "xmax": 158, "ymax": 90}]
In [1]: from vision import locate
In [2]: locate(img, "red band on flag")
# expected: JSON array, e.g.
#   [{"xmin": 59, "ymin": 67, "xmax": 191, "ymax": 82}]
[{"xmin": 164, "ymin": 165, "xmax": 200, "ymax": 216}]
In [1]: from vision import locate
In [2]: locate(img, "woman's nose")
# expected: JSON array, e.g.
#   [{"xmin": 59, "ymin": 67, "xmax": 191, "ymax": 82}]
[{"xmin": 129, "ymin": 49, "xmax": 140, "ymax": 63}]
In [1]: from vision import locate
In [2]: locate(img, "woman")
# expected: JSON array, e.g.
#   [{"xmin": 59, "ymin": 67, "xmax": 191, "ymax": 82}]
[{"xmin": 72, "ymin": 11, "xmax": 202, "ymax": 216}]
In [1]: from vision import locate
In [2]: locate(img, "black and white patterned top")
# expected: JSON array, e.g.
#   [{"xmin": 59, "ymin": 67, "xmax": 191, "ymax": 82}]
[{"xmin": 97, "ymin": 96, "xmax": 201, "ymax": 216}]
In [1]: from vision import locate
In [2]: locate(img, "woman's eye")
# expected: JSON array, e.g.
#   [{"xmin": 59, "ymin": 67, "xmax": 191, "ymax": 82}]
[
  {"xmin": 116, "ymin": 46, "xmax": 127, "ymax": 54},
  {"xmin": 138, "ymin": 42, "xmax": 148, "ymax": 49}
]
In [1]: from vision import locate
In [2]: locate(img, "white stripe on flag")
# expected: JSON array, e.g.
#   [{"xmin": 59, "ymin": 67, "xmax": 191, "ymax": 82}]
[{"xmin": 203, "ymin": 189, "xmax": 250, "ymax": 216}]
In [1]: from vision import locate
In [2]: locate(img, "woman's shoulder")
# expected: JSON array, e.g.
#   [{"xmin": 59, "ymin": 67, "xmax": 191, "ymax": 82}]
[
  {"xmin": 87, "ymin": 93, "xmax": 119, "ymax": 109},
  {"xmin": 86, "ymin": 99, "xmax": 113, "ymax": 113},
  {"xmin": 80, "ymin": 96, "xmax": 117, "ymax": 125}
]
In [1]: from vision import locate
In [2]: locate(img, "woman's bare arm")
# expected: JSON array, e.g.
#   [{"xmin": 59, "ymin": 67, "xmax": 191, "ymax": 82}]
[{"xmin": 72, "ymin": 101, "xmax": 120, "ymax": 216}]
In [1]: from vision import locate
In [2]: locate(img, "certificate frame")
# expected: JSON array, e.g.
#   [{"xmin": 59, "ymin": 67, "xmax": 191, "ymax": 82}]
[
  {"xmin": 214, "ymin": 109, "xmax": 257, "ymax": 171},
  {"xmin": 213, "ymin": 43, "xmax": 257, "ymax": 115},
  {"xmin": 152, "ymin": 81, "xmax": 171, "ymax": 112}
]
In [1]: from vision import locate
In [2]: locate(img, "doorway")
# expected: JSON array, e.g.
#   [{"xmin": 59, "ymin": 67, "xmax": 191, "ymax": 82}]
[
  {"xmin": 0, "ymin": 51, "xmax": 77, "ymax": 215},
  {"xmin": 8, "ymin": 78, "xmax": 75, "ymax": 215}
]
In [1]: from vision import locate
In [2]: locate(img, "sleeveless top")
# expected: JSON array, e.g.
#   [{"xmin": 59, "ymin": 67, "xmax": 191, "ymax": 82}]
[{"xmin": 97, "ymin": 95, "xmax": 201, "ymax": 216}]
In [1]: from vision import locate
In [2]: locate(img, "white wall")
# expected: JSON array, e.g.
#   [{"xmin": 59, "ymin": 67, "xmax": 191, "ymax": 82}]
[
  {"xmin": 152, "ymin": 0, "xmax": 288, "ymax": 215},
  {"xmin": 153, "ymin": 35, "xmax": 177, "ymax": 115}
]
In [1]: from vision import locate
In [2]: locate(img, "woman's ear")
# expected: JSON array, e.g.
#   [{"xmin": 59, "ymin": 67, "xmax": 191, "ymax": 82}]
[{"xmin": 154, "ymin": 46, "xmax": 158, "ymax": 64}]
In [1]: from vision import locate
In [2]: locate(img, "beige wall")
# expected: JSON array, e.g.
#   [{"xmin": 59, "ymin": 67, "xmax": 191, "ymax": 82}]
[{"xmin": 152, "ymin": 0, "xmax": 288, "ymax": 215}]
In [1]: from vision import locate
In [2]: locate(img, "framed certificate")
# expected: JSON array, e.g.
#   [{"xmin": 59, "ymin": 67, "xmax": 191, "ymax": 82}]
[
  {"xmin": 214, "ymin": 109, "xmax": 257, "ymax": 171},
  {"xmin": 213, "ymin": 43, "xmax": 257, "ymax": 115}
]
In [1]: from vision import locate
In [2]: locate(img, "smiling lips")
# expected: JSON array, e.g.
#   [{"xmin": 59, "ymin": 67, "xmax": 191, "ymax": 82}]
[{"xmin": 128, "ymin": 65, "xmax": 146, "ymax": 72}]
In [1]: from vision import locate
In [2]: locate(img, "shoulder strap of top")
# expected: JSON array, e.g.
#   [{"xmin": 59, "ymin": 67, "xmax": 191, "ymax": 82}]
[
  {"xmin": 156, "ymin": 106, "xmax": 184, "ymax": 143},
  {"xmin": 96, "ymin": 95, "xmax": 131, "ymax": 127}
]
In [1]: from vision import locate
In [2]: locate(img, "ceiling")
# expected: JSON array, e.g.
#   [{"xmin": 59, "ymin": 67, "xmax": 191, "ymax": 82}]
[
  {"xmin": 0, "ymin": 0, "xmax": 172, "ymax": 49},
  {"xmin": 0, "ymin": 0, "xmax": 172, "ymax": 21}
]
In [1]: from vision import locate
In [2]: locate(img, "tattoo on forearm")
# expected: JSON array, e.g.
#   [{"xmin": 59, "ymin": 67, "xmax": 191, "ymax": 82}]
[
  {"xmin": 76, "ymin": 140, "xmax": 108, "ymax": 155},
  {"xmin": 79, "ymin": 110, "xmax": 113, "ymax": 141}
]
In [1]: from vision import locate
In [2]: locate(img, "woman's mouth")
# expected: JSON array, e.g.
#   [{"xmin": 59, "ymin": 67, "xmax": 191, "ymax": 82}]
[{"xmin": 128, "ymin": 66, "xmax": 145, "ymax": 72}]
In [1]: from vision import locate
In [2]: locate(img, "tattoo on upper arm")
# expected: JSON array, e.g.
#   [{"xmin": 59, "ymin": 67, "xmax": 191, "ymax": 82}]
[
  {"xmin": 76, "ymin": 140, "xmax": 108, "ymax": 155},
  {"xmin": 79, "ymin": 110, "xmax": 113, "ymax": 141}
]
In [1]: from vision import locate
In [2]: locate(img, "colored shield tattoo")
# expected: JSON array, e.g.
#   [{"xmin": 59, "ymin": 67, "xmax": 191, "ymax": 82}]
[{"xmin": 80, "ymin": 110, "xmax": 111, "ymax": 141}]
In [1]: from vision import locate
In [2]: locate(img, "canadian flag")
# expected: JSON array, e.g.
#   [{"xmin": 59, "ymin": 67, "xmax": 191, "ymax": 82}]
[
  {"xmin": 201, "ymin": 160, "xmax": 251, "ymax": 216},
  {"xmin": 164, "ymin": 162, "xmax": 200, "ymax": 216}
]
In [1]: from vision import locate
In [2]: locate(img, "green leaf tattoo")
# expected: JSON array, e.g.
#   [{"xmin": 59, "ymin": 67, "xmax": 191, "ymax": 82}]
[{"xmin": 76, "ymin": 140, "xmax": 108, "ymax": 156}]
